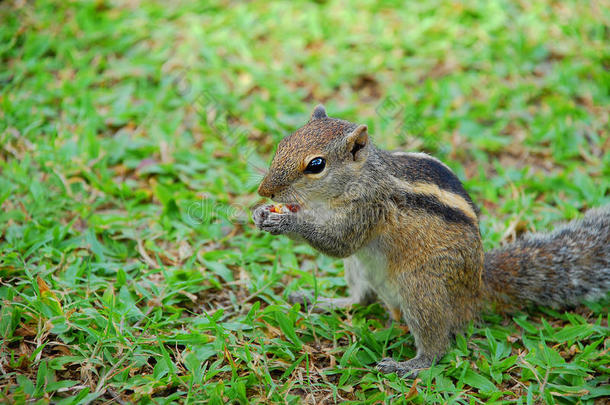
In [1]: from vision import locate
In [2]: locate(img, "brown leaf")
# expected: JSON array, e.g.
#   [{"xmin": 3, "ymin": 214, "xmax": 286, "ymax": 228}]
[
  {"xmin": 15, "ymin": 322, "xmax": 37, "ymax": 338},
  {"xmin": 405, "ymin": 378, "xmax": 421, "ymax": 400},
  {"xmin": 37, "ymin": 276, "xmax": 50, "ymax": 294}
]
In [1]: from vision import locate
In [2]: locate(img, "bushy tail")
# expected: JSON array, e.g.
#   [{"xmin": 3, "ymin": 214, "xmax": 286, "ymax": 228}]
[{"xmin": 483, "ymin": 206, "xmax": 610, "ymax": 308}]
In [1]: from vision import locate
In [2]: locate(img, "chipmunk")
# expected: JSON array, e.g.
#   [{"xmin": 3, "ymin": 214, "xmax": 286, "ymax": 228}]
[{"xmin": 252, "ymin": 105, "xmax": 610, "ymax": 377}]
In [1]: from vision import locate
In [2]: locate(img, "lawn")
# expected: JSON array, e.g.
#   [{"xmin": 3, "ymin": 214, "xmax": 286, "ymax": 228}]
[{"xmin": 1, "ymin": 0, "xmax": 609, "ymax": 403}]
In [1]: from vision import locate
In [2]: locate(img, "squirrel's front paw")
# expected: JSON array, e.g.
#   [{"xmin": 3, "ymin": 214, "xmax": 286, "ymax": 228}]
[
  {"xmin": 262, "ymin": 212, "xmax": 292, "ymax": 235},
  {"xmin": 253, "ymin": 205, "xmax": 294, "ymax": 235},
  {"xmin": 252, "ymin": 205, "xmax": 270, "ymax": 229}
]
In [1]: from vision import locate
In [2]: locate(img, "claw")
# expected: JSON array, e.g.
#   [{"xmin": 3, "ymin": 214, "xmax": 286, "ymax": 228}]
[
  {"xmin": 376, "ymin": 357, "xmax": 423, "ymax": 378},
  {"xmin": 252, "ymin": 205, "xmax": 271, "ymax": 229},
  {"xmin": 376, "ymin": 357, "xmax": 398, "ymax": 374}
]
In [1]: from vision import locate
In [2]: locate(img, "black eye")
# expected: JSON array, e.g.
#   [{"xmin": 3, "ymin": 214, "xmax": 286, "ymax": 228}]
[{"xmin": 304, "ymin": 157, "xmax": 326, "ymax": 174}]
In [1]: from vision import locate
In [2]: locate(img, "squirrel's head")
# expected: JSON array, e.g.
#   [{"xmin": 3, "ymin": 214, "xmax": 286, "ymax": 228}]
[{"xmin": 258, "ymin": 105, "xmax": 370, "ymax": 205}]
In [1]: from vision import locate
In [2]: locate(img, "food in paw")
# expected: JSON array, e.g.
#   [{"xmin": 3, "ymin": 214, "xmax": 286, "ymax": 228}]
[{"xmin": 268, "ymin": 204, "xmax": 299, "ymax": 214}]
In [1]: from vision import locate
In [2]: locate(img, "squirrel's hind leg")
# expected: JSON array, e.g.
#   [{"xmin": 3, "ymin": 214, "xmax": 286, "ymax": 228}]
[
  {"xmin": 376, "ymin": 300, "xmax": 449, "ymax": 379},
  {"xmin": 377, "ymin": 259, "xmax": 463, "ymax": 378},
  {"xmin": 377, "ymin": 354, "xmax": 436, "ymax": 378}
]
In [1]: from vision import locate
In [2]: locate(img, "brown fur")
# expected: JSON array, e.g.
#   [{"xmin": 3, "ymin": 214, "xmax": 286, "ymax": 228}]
[
  {"xmin": 258, "ymin": 117, "xmax": 357, "ymax": 198},
  {"xmin": 484, "ymin": 205, "xmax": 610, "ymax": 308},
  {"xmin": 253, "ymin": 105, "xmax": 610, "ymax": 378}
]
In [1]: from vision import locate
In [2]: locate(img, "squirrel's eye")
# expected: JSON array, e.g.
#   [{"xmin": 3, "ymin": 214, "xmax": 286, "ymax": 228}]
[{"xmin": 304, "ymin": 157, "xmax": 326, "ymax": 174}]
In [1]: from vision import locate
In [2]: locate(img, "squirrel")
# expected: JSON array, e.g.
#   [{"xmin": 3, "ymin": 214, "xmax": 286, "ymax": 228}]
[{"xmin": 252, "ymin": 105, "xmax": 610, "ymax": 378}]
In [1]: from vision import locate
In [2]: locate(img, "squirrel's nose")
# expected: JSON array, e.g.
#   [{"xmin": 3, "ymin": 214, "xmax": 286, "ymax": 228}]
[
  {"xmin": 258, "ymin": 176, "xmax": 285, "ymax": 200},
  {"xmin": 257, "ymin": 178, "xmax": 273, "ymax": 198}
]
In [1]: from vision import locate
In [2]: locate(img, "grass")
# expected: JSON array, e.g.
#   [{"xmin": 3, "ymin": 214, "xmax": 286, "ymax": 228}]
[{"xmin": 0, "ymin": 0, "xmax": 609, "ymax": 403}]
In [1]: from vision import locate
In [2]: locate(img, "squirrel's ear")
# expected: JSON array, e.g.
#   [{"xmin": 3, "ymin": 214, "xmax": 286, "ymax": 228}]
[
  {"xmin": 310, "ymin": 104, "xmax": 328, "ymax": 121},
  {"xmin": 346, "ymin": 124, "xmax": 368, "ymax": 161}
]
